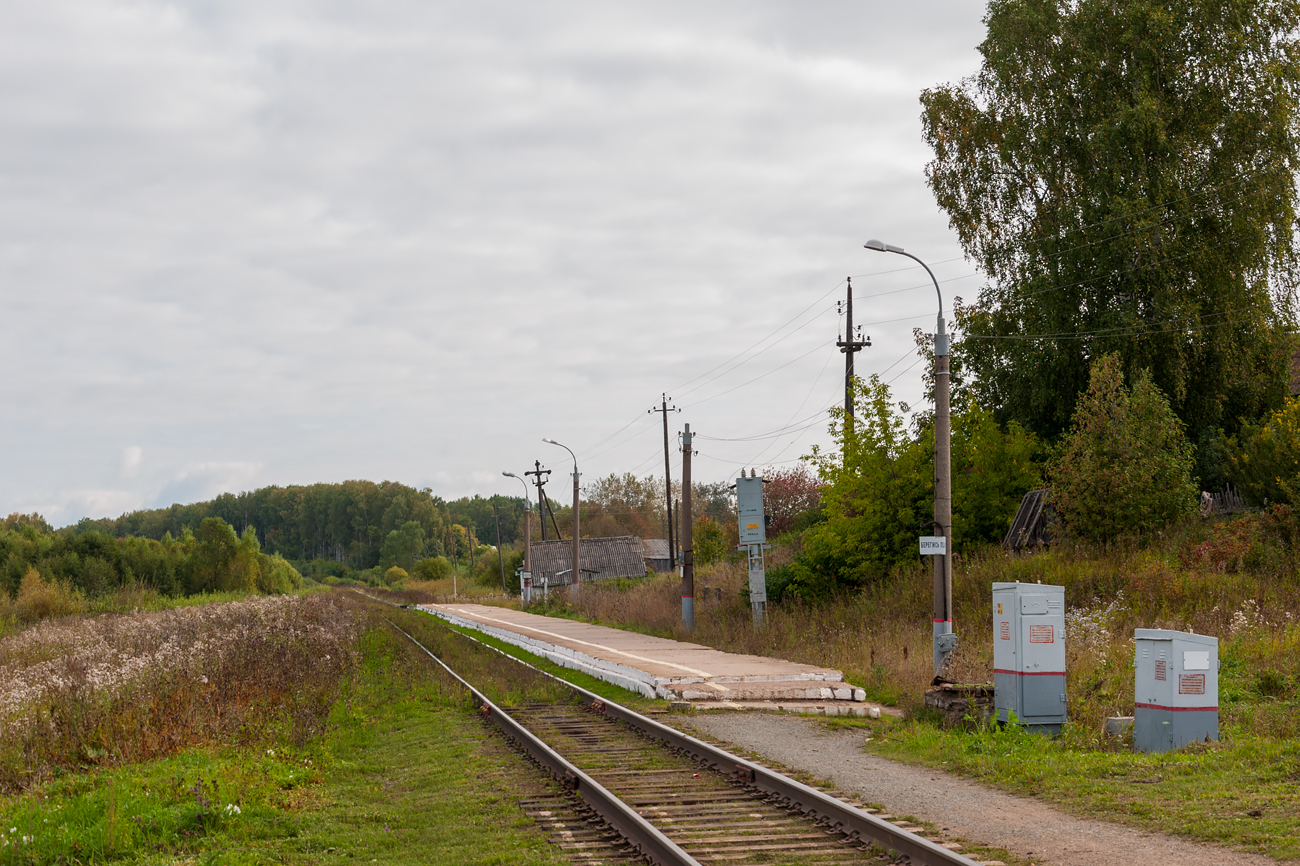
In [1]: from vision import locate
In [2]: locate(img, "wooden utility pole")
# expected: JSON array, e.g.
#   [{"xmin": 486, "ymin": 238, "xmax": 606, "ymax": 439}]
[
  {"xmin": 681, "ymin": 424, "xmax": 695, "ymax": 631},
  {"xmin": 650, "ymin": 395, "xmax": 680, "ymax": 568},
  {"xmin": 836, "ymin": 276, "xmax": 871, "ymax": 417},
  {"xmin": 542, "ymin": 489, "xmax": 563, "ymax": 539},
  {"xmin": 525, "ymin": 461, "xmax": 551, "ymax": 540}
]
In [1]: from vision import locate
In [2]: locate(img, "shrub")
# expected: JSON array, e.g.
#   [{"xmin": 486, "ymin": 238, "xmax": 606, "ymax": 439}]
[
  {"xmin": 384, "ymin": 566, "xmax": 410, "ymax": 586},
  {"xmin": 412, "ymin": 556, "xmax": 453, "ymax": 581},
  {"xmin": 693, "ymin": 514, "xmax": 727, "ymax": 567},
  {"xmin": 1050, "ymin": 354, "xmax": 1197, "ymax": 541},
  {"xmin": 12, "ymin": 568, "xmax": 86, "ymax": 624},
  {"xmin": 1229, "ymin": 396, "xmax": 1300, "ymax": 505},
  {"xmin": 257, "ymin": 554, "xmax": 303, "ymax": 594}
]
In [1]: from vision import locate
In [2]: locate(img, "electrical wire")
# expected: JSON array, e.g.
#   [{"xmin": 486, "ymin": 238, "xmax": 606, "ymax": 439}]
[
  {"xmin": 579, "ymin": 408, "xmax": 653, "ymax": 457},
  {"xmin": 668, "ymin": 278, "xmax": 845, "ymax": 393},
  {"xmin": 674, "ymin": 305, "xmax": 837, "ymax": 399},
  {"xmin": 580, "ymin": 421, "xmax": 659, "ymax": 463},
  {"xmin": 962, "ymin": 304, "xmax": 1273, "ymax": 342},
  {"xmin": 682, "ymin": 339, "xmax": 833, "ymax": 409}
]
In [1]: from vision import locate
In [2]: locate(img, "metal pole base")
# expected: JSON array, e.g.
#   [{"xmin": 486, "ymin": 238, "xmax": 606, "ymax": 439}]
[
  {"xmin": 682, "ymin": 596, "xmax": 694, "ymax": 631},
  {"xmin": 933, "ymin": 621, "xmax": 957, "ymax": 676}
]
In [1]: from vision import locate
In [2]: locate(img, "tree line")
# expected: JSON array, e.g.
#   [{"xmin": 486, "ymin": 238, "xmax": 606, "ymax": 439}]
[
  {"xmin": 68, "ymin": 480, "xmax": 527, "ymax": 572},
  {"xmin": 1, "ymin": 515, "xmax": 302, "ymax": 601}
]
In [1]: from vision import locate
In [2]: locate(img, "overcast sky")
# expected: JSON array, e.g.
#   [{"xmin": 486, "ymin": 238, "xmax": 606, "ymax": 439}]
[{"xmin": 0, "ymin": 1, "xmax": 990, "ymax": 526}]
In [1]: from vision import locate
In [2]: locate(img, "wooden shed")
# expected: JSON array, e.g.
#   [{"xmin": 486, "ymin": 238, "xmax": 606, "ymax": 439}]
[{"xmin": 641, "ymin": 538, "xmax": 673, "ymax": 572}]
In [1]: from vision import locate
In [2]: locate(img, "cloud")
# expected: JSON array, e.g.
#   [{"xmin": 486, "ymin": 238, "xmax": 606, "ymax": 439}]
[
  {"xmin": 120, "ymin": 446, "xmax": 144, "ymax": 479},
  {"xmin": 0, "ymin": 0, "xmax": 988, "ymax": 525}
]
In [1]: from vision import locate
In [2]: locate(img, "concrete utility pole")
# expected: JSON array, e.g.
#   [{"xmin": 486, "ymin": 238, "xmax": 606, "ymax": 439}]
[
  {"xmin": 502, "ymin": 471, "xmax": 532, "ymax": 601},
  {"xmin": 493, "ymin": 503, "xmax": 506, "ymax": 593},
  {"xmin": 525, "ymin": 461, "xmax": 551, "ymax": 541},
  {"xmin": 544, "ymin": 438, "xmax": 580, "ymax": 597},
  {"xmin": 836, "ymin": 276, "xmax": 872, "ymax": 417},
  {"xmin": 650, "ymin": 395, "xmax": 681, "ymax": 567},
  {"xmin": 680, "ymin": 424, "xmax": 695, "ymax": 631},
  {"xmin": 865, "ymin": 239, "xmax": 955, "ymax": 677}
]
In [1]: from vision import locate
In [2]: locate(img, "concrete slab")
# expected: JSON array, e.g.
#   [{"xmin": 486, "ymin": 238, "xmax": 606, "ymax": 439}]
[{"xmin": 420, "ymin": 603, "xmax": 868, "ymax": 705}]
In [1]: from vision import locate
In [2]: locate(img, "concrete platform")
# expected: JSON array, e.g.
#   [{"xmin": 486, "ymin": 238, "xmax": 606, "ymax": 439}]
[{"xmin": 420, "ymin": 603, "xmax": 870, "ymax": 706}]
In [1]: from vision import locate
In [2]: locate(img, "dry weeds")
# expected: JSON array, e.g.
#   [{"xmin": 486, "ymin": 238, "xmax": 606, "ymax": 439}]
[
  {"xmin": 0, "ymin": 592, "xmax": 362, "ymax": 791},
  {"xmin": 548, "ymin": 541, "xmax": 1300, "ymax": 743}
]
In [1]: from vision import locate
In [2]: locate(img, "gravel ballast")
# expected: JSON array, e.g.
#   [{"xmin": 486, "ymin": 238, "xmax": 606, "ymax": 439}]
[{"xmin": 680, "ymin": 712, "xmax": 1279, "ymax": 866}]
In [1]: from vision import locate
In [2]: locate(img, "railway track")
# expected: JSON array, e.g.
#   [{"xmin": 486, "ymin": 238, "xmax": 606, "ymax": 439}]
[{"xmin": 380, "ymin": 607, "xmax": 983, "ymax": 866}]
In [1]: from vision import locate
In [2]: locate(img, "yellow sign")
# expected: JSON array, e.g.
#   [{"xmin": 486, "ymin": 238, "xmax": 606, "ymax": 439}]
[{"xmin": 746, "ymin": 523, "xmax": 759, "ymax": 530}]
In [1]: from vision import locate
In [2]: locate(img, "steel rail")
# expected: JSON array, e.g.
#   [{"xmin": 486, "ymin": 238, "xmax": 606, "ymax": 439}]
[
  {"xmin": 428, "ymin": 611, "xmax": 981, "ymax": 866},
  {"xmin": 380, "ymin": 616, "xmax": 701, "ymax": 866}
]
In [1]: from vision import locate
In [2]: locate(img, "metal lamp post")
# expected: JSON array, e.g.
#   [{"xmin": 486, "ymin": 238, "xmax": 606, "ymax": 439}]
[
  {"xmin": 864, "ymin": 239, "xmax": 955, "ymax": 677},
  {"xmin": 502, "ymin": 471, "xmax": 532, "ymax": 601},
  {"xmin": 543, "ymin": 438, "xmax": 580, "ymax": 596}
]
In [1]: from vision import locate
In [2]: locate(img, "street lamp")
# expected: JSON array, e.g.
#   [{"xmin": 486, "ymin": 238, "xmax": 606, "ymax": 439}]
[
  {"xmin": 503, "ymin": 471, "xmax": 532, "ymax": 602},
  {"xmin": 543, "ymin": 438, "xmax": 580, "ymax": 596},
  {"xmin": 864, "ymin": 239, "xmax": 955, "ymax": 678}
]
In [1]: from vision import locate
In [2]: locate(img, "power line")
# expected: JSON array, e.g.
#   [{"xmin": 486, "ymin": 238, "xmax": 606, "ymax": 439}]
[
  {"xmin": 963, "ymin": 302, "xmax": 1273, "ymax": 342},
  {"xmin": 674, "ymin": 305, "xmax": 836, "ymax": 399},
  {"xmin": 668, "ymin": 279, "xmax": 845, "ymax": 393},
  {"xmin": 682, "ymin": 339, "xmax": 832, "ymax": 409}
]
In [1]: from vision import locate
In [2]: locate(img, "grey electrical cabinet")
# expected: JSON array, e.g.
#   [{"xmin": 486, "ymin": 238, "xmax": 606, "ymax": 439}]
[
  {"xmin": 1134, "ymin": 629, "xmax": 1218, "ymax": 753},
  {"xmin": 735, "ymin": 475, "xmax": 768, "ymax": 615},
  {"xmin": 736, "ymin": 476, "xmax": 767, "ymax": 546},
  {"xmin": 992, "ymin": 582, "xmax": 1067, "ymax": 733}
]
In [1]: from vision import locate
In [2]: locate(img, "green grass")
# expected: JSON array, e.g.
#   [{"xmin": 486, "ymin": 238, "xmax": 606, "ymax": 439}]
[
  {"xmin": 408, "ymin": 608, "xmax": 671, "ymax": 713},
  {"xmin": 861, "ymin": 716, "xmax": 1300, "ymax": 860},
  {"xmin": 0, "ymin": 614, "xmax": 570, "ymax": 865}
]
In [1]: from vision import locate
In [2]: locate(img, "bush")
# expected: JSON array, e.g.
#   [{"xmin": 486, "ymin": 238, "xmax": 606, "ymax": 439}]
[
  {"xmin": 1050, "ymin": 354, "xmax": 1197, "ymax": 541},
  {"xmin": 257, "ymin": 554, "xmax": 303, "ymax": 594},
  {"xmin": 693, "ymin": 515, "xmax": 727, "ymax": 567},
  {"xmin": 384, "ymin": 566, "xmax": 410, "ymax": 586},
  {"xmin": 412, "ymin": 556, "xmax": 453, "ymax": 581},
  {"xmin": 1229, "ymin": 396, "xmax": 1300, "ymax": 505},
  {"xmin": 12, "ymin": 568, "xmax": 86, "ymax": 624}
]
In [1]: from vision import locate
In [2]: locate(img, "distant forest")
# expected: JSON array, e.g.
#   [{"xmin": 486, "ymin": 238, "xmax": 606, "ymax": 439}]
[{"xmin": 70, "ymin": 481, "xmax": 526, "ymax": 570}]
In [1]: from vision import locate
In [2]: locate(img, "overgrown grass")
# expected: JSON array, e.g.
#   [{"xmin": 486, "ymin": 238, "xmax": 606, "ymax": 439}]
[
  {"xmin": 0, "ymin": 595, "xmax": 580, "ymax": 865},
  {"xmin": 0, "ymin": 593, "xmax": 361, "ymax": 791},
  {"xmin": 527, "ymin": 515, "xmax": 1300, "ymax": 736}
]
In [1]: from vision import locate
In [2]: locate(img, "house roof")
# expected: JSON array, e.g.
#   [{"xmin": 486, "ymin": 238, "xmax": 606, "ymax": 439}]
[
  {"xmin": 529, "ymin": 536, "xmax": 647, "ymax": 584},
  {"xmin": 641, "ymin": 538, "xmax": 671, "ymax": 560}
]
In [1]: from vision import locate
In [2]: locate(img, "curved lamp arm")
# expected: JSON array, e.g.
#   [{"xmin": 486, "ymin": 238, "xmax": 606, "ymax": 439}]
[
  {"xmin": 542, "ymin": 437, "xmax": 577, "ymax": 466},
  {"xmin": 502, "ymin": 471, "xmax": 530, "ymax": 510},
  {"xmin": 864, "ymin": 238, "xmax": 947, "ymax": 353}
]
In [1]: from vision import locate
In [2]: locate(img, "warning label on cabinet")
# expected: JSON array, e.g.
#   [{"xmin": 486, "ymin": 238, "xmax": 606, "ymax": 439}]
[
  {"xmin": 1155, "ymin": 659, "xmax": 1166, "ymax": 681},
  {"xmin": 1029, "ymin": 624, "xmax": 1054, "ymax": 644},
  {"xmin": 1179, "ymin": 673, "xmax": 1206, "ymax": 695},
  {"xmin": 1000, "ymin": 621, "xmax": 1010, "ymax": 640}
]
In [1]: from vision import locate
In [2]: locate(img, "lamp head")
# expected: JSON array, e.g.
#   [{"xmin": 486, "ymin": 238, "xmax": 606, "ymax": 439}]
[
  {"xmin": 864, "ymin": 238, "xmax": 906, "ymax": 253},
  {"xmin": 542, "ymin": 437, "xmax": 557, "ymax": 445},
  {"xmin": 502, "ymin": 471, "xmax": 516, "ymax": 478}
]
